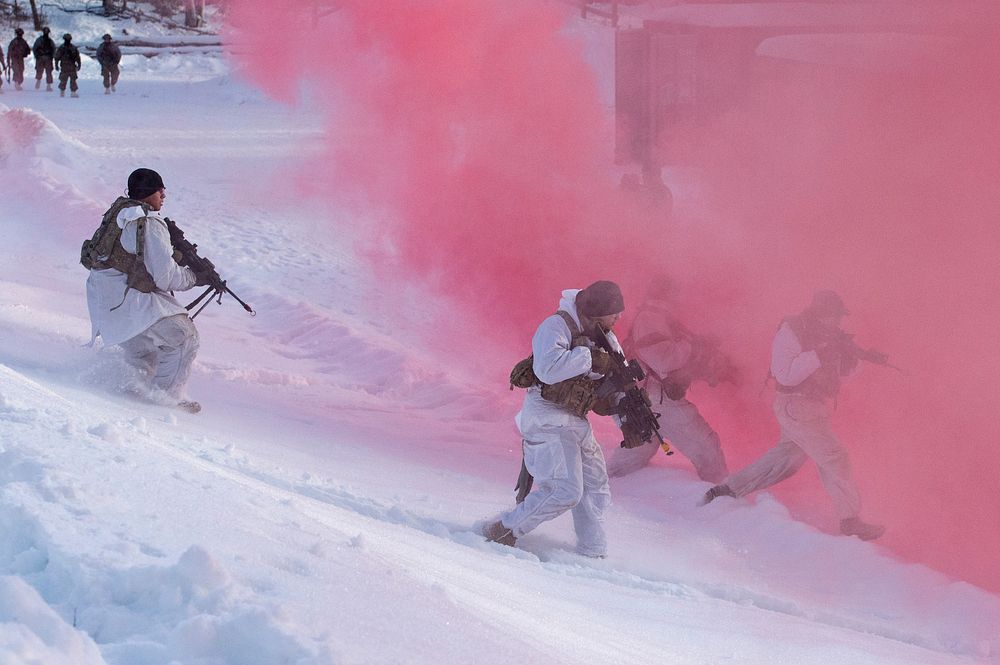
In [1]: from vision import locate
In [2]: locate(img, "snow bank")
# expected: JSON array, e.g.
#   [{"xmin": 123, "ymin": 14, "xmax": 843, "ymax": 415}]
[
  {"xmin": 0, "ymin": 364, "xmax": 323, "ymax": 665},
  {"xmin": 0, "ymin": 576, "xmax": 106, "ymax": 665}
]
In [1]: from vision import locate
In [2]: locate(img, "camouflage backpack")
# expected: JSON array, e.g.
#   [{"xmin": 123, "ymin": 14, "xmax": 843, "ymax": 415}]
[{"xmin": 81, "ymin": 197, "xmax": 158, "ymax": 294}]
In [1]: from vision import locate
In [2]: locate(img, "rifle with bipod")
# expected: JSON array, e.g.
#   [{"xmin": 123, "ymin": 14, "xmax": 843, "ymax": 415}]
[{"xmin": 163, "ymin": 217, "xmax": 255, "ymax": 320}]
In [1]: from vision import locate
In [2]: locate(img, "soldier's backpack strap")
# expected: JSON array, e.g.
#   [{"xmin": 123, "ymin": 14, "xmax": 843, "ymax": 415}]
[{"xmin": 508, "ymin": 310, "xmax": 587, "ymax": 390}]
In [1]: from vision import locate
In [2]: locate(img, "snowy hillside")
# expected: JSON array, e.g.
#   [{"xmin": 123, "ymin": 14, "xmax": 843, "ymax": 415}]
[{"xmin": 1, "ymin": 4, "xmax": 999, "ymax": 665}]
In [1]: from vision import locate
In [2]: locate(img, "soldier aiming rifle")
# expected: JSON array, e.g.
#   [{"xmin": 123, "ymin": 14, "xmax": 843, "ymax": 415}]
[{"xmin": 701, "ymin": 290, "xmax": 890, "ymax": 541}]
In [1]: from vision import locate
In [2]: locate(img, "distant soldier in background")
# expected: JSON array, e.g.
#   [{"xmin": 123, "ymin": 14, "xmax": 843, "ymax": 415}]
[
  {"xmin": 7, "ymin": 28, "xmax": 32, "ymax": 91},
  {"xmin": 606, "ymin": 275, "xmax": 734, "ymax": 482},
  {"xmin": 96, "ymin": 33, "xmax": 121, "ymax": 94},
  {"xmin": 54, "ymin": 33, "xmax": 81, "ymax": 98},
  {"xmin": 32, "ymin": 26, "xmax": 55, "ymax": 91},
  {"xmin": 700, "ymin": 290, "xmax": 888, "ymax": 541},
  {"xmin": 0, "ymin": 38, "xmax": 6, "ymax": 94}
]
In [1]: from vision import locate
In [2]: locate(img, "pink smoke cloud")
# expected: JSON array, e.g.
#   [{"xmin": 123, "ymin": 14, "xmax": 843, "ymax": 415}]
[{"xmin": 224, "ymin": 1, "xmax": 1000, "ymax": 592}]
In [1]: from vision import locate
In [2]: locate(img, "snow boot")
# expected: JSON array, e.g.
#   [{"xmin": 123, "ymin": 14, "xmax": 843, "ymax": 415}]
[
  {"xmin": 16, "ymin": 83, "xmax": 22, "ymax": 91},
  {"xmin": 177, "ymin": 400, "xmax": 202, "ymax": 414},
  {"xmin": 482, "ymin": 519, "xmax": 516, "ymax": 547},
  {"xmin": 71, "ymin": 91, "xmax": 78, "ymax": 98},
  {"xmin": 840, "ymin": 517, "xmax": 885, "ymax": 541},
  {"xmin": 111, "ymin": 84, "xmax": 116, "ymax": 92},
  {"xmin": 34, "ymin": 79, "xmax": 40, "ymax": 89},
  {"xmin": 46, "ymin": 83, "xmax": 52, "ymax": 91},
  {"xmin": 699, "ymin": 484, "xmax": 734, "ymax": 506},
  {"xmin": 59, "ymin": 89, "xmax": 64, "ymax": 97},
  {"xmin": 104, "ymin": 87, "xmax": 110, "ymax": 95}
]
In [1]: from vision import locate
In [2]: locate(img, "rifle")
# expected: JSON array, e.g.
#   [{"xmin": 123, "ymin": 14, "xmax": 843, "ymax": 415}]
[
  {"xmin": 593, "ymin": 324, "xmax": 672, "ymax": 454},
  {"xmin": 835, "ymin": 331, "xmax": 903, "ymax": 372},
  {"xmin": 163, "ymin": 217, "xmax": 255, "ymax": 320}
]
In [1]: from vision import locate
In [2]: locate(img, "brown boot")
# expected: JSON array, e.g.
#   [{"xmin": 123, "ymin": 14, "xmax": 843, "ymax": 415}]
[
  {"xmin": 840, "ymin": 517, "xmax": 885, "ymax": 541},
  {"xmin": 482, "ymin": 519, "xmax": 516, "ymax": 547},
  {"xmin": 698, "ymin": 484, "xmax": 734, "ymax": 506}
]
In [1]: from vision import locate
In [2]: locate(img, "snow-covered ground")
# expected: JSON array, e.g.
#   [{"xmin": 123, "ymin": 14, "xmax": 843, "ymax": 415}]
[{"xmin": 0, "ymin": 6, "xmax": 998, "ymax": 665}]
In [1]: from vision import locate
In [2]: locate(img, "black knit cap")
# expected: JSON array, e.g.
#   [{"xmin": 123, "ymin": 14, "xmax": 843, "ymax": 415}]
[
  {"xmin": 578, "ymin": 280, "xmax": 625, "ymax": 317},
  {"xmin": 807, "ymin": 289, "xmax": 850, "ymax": 318},
  {"xmin": 127, "ymin": 168, "xmax": 165, "ymax": 200}
]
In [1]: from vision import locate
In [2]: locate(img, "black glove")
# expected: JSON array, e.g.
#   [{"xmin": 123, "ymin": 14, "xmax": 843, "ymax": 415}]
[
  {"xmin": 194, "ymin": 269, "xmax": 219, "ymax": 287},
  {"xmin": 590, "ymin": 348, "xmax": 613, "ymax": 375},
  {"xmin": 620, "ymin": 422, "xmax": 645, "ymax": 449},
  {"xmin": 663, "ymin": 381, "xmax": 688, "ymax": 401}
]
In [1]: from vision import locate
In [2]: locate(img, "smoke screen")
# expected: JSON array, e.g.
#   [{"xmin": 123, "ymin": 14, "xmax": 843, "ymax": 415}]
[{"xmin": 226, "ymin": 1, "xmax": 1000, "ymax": 593}]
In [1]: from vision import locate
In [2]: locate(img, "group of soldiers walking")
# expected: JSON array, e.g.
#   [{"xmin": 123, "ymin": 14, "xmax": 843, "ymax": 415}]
[
  {"xmin": 485, "ymin": 279, "xmax": 890, "ymax": 556},
  {"xmin": 2, "ymin": 26, "xmax": 122, "ymax": 97}
]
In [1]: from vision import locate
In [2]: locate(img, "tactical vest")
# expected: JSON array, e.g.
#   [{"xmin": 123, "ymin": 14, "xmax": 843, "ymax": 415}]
[
  {"xmin": 56, "ymin": 44, "xmax": 79, "ymax": 68},
  {"xmin": 774, "ymin": 314, "xmax": 843, "ymax": 399},
  {"xmin": 80, "ymin": 197, "xmax": 158, "ymax": 295},
  {"xmin": 509, "ymin": 311, "xmax": 601, "ymax": 417}
]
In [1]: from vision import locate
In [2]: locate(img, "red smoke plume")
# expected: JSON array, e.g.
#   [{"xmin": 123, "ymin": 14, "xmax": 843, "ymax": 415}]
[{"xmin": 225, "ymin": 1, "xmax": 1000, "ymax": 592}]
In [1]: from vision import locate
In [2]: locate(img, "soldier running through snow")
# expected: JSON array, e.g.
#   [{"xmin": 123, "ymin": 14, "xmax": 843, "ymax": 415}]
[
  {"xmin": 484, "ymin": 281, "xmax": 643, "ymax": 557},
  {"xmin": 96, "ymin": 33, "xmax": 121, "ymax": 94},
  {"xmin": 54, "ymin": 33, "xmax": 81, "ymax": 98},
  {"xmin": 700, "ymin": 290, "xmax": 889, "ymax": 541},
  {"xmin": 7, "ymin": 28, "xmax": 31, "ymax": 91},
  {"xmin": 32, "ymin": 26, "xmax": 55, "ymax": 91},
  {"xmin": 606, "ymin": 274, "xmax": 735, "ymax": 482},
  {"xmin": 84, "ymin": 169, "xmax": 211, "ymax": 413}
]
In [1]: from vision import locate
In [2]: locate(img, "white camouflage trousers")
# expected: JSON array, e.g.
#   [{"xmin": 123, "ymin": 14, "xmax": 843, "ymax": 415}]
[
  {"xmin": 502, "ymin": 418, "xmax": 611, "ymax": 557},
  {"xmin": 607, "ymin": 395, "xmax": 728, "ymax": 483},
  {"xmin": 725, "ymin": 393, "xmax": 861, "ymax": 520},
  {"xmin": 119, "ymin": 314, "xmax": 199, "ymax": 399}
]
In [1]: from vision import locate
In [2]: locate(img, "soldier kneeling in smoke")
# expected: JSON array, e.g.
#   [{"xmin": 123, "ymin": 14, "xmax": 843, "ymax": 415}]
[
  {"xmin": 606, "ymin": 274, "xmax": 735, "ymax": 483},
  {"xmin": 484, "ymin": 281, "xmax": 642, "ymax": 557},
  {"xmin": 84, "ymin": 168, "xmax": 213, "ymax": 413}
]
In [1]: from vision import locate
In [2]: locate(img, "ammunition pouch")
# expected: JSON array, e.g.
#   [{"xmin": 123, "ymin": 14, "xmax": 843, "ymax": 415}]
[{"xmin": 540, "ymin": 377, "xmax": 599, "ymax": 418}]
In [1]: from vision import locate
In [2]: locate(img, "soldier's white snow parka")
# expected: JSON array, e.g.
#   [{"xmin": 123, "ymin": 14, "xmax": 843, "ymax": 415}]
[
  {"xmin": 724, "ymin": 320, "xmax": 863, "ymax": 520},
  {"xmin": 86, "ymin": 202, "xmax": 200, "ymax": 400},
  {"xmin": 86, "ymin": 204, "xmax": 196, "ymax": 347},
  {"xmin": 502, "ymin": 289, "xmax": 621, "ymax": 558}
]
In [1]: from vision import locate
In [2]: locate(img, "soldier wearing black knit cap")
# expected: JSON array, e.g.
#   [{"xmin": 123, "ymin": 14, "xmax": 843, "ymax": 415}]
[
  {"xmin": 84, "ymin": 168, "xmax": 206, "ymax": 413},
  {"xmin": 482, "ymin": 280, "xmax": 632, "ymax": 557}
]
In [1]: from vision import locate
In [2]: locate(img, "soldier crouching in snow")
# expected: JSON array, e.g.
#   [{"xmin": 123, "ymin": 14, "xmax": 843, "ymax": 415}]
[
  {"xmin": 83, "ymin": 168, "xmax": 210, "ymax": 413},
  {"xmin": 700, "ymin": 290, "xmax": 887, "ymax": 541},
  {"xmin": 483, "ymin": 280, "xmax": 642, "ymax": 558},
  {"xmin": 606, "ymin": 274, "xmax": 733, "ymax": 483}
]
